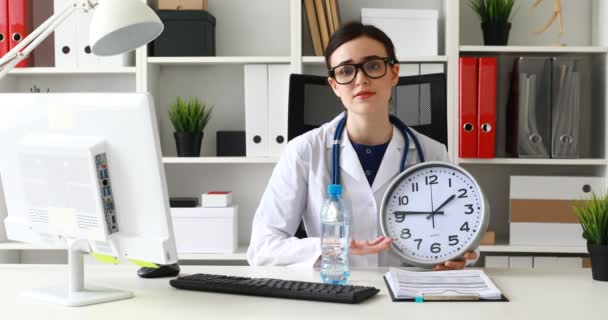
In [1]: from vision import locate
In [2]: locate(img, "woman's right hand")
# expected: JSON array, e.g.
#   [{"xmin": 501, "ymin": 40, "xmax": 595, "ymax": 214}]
[{"xmin": 350, "ymin": 236, "xmax": 393, "ymax": 255}]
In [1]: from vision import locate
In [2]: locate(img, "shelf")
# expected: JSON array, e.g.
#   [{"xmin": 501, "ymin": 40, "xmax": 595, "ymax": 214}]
[
  {"xmin": 0, "ymin": 242, "xmax": 61, "ymax": 250},
  {"xmin": 479, "ymin": 244, "xmax": 587, "ymax": 254},
  {"xmin": 147, "ymin": 56, "xmax": 292, "ymax": 65},
  {"xmin": 178, "ymin": 247, "xmax": 248, "ymax": 261},
  {"xmin": 460, "ymin": 45, "xmax": 608, "ymax": 53},
  {"xmin": 7, "ymin": 67, "xmax": 137, "ymax": 75},
  {"xmin": 0, "ymin": 242, "xmax": 249, "ymax": 261},
  {"xmin": 1, "ymin": 242, "xmax": 587, "ymax": 257},
  {"xmin": 163, "ymin": 157, "xmax": 279, "ymax": 164},
  {"xmin": 458, "ymin": 158, "xmax": 607, "ymax": 165},
  {"xmin": 302, "ymin": 55, "xmax": 448, "ymax": 64}
]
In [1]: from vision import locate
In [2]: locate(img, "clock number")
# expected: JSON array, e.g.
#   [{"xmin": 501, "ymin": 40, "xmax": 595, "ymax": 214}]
[
  {"xmin": 464, "ymin": 204, "xmax": 474, "ymax": 214},
  {"xmin": 449, "ymin": 178, "xmax": 452, "ymax": 188},
  {"xmin": 431, "ymin": 243, "xmax": 441, "ymax": 253},
  {"xmin": 425, "ymin": 175, "xmax": 438, "ymax": 185},
  {"xmin": 414, "ymin": 239, "xmax": 422, "ymax": 250},
  {"xmin": 398, "ymin": 195, "xmax": 409, "ymax": 206},
  {"xmin": 449, "ymin": 235, "xmax": 459, "ymax": 246},
  {"xmin": 460, "ymin": 222, "xmax": 470, "ymax": 232},
  {"xmin": 412, "ymin": 182, "xmax": 419, "ymax": 192},
  {"xmin": 458, "ymin": 188, "xmax": 468, "ymax": 198},
  {"xmin": 394, "ymin": 212, "xmax": 406, "ymax": 223},
  {"xmin": 400, "ymin": 228, "xmax": 412, "ymax": 239}
]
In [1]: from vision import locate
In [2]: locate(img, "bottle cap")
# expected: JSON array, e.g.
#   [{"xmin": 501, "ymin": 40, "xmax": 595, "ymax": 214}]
[{"xmin": 327, "ymin": 184, "xmax": 342, "ymax": 195}]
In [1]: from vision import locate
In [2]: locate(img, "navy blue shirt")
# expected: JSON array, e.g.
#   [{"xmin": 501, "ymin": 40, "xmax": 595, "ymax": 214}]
[{"xmin": 350, "ymin": 140, "xmax": 390, "ymax": 186}]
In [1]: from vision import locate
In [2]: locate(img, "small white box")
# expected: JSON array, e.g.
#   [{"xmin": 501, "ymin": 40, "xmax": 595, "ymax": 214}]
[
  {"xmin": 533, "ymin": 256, "xmax": 558, "ymax": 269},
  {"xmin": 556, "ymin": 257, "xmax": 582, "ymax": 269},
  {"xmin": 171, "ymin": 206, "xmax": 238, "ymax": 254},
  {"xmin": 202, "ymin": 191, "xmax": 233, "ymax": 207},
  {"xmin": 361, "ymin": 8, "xmax": 438, "ymax": 56},
  {"xmin": 485, "ymin": 256, "xmax": 509, "ymax": 268},
  {"xmin": 509, "ymin": 176, "xmax": 605, "ymax": 247},
  {"xmin": 509, "ymin": 256, "xmax": 533, "ymax": 269}
]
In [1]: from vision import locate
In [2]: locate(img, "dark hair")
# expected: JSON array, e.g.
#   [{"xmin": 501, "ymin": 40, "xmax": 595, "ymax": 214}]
[{"xmin": 324, "ymin": 21, "xmax": 397, "ymax": 70}]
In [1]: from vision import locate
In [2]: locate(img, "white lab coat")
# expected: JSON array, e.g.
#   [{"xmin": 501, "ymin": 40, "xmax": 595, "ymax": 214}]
[{"xmin": 247, "ymin": 114, "xmax": 454, "ymax": 267}]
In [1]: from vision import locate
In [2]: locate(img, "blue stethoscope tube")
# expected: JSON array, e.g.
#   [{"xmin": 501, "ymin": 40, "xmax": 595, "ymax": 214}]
[{"xmin": 332, "ymin": 113, "xmax": 425, "ymax": 185}]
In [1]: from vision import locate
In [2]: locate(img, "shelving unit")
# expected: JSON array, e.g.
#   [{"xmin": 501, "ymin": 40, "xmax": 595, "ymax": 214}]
[
  {"xmin": 7, "ymin": 67, "xmax": 137, "ymax": 75},
  {"xmin": 148, "ymin": 56, "xmax": 292, "ymax": 65},
  {"xmin": 1, "ymin": 0, "xmax": 607, "ymax": 265},
  {"xmin": 301, "ymin": 55, "xmax": 449, "ymax": 64},
  {"xmin": 460, "ymin": 45, "xmax": 608, "ymax": 53},
  {"xmin": 162, "ymin": 157, "xmax": 279, "ymax": 164},
  {"xmin": 457, "ymin": 158, "xmax": 607, "ymax": 166}
]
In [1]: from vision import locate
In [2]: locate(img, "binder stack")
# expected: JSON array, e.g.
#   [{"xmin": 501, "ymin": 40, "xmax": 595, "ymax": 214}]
[
  {"xmin": 244, "ymin": 64, "xmax": 290, "ymax": 157},
  {"xmin": 54, "ymin": 0, "xmax": 133, "ymax": 68},
  {"xmin": 458, "ymin": 56, "xmax": 497, "ymax": 158},
  {"xmin": 507, "ymin": 57, "xmax": 552, "ymax": 158},
  {"xmin": 507, "ymin": 56, "xmax": 586, "ymax": 159},
  {"xmin": 8, "ymin": 0, "xmax": 30, "ymax": 67},
  {"xmin": 552, "ymin": 57, "xmax": 581, "ymax": 158},
  {"xmin": 0, "ymin": 0, "xmax": 7, "ymax": 59}
]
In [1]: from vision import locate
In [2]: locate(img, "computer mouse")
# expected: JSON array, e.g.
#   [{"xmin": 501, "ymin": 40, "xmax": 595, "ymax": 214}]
[{"xmin": 137, "ymin": 263, "xmax": 181, "ymax": 279}]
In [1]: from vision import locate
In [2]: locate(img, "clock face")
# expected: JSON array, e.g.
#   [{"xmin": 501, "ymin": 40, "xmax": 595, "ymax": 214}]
[{"xmin": 380, "ymin": 161, "xmax": 488, "ymax": 267}]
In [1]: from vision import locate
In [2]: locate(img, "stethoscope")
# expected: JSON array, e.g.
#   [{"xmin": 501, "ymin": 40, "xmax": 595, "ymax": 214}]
[{"xmin": 332, "ymin": 113, "xmax": 425, "ymax": 185}]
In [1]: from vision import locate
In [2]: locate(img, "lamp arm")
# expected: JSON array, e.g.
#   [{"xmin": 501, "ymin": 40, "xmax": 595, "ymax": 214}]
[{"xmin": 0, "ymin": 0, "xmax": 97, "ymax": 79}]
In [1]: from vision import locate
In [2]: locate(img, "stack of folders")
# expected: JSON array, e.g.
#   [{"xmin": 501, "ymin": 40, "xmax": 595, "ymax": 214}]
[
  {"xmin": 507, "ymin": 57, "xmax": 584, "ymax": 158},
  {"xmin": 384, "ymin": 268, "xmax": 505, "ymax": 301},
  {"xmin": 458, "ymin": 57, "xmax": 497, "ymax": 158}
]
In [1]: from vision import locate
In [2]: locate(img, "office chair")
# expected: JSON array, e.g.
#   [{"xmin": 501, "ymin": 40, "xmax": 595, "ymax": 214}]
[{"xmin": 288, "ymin": 72, "xmax": 448, "ymax": 238}]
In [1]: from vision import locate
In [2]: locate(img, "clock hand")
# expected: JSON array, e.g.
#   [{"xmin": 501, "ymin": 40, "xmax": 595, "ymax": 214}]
[
  {"xmin": 393, "ymin": 211, "xmax": 445, "ymax": 215},
  {"xmin": 426, "ymin": 194, "xmax": 456, "ymax": 220}
]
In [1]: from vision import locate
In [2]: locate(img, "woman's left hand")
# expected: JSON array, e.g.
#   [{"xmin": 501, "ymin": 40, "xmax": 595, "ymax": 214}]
[{"xmin": 432, "ymin": 251, "xmax": 478, "ymax": 271}]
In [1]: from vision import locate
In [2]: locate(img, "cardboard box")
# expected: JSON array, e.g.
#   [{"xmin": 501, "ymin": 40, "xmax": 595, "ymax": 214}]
[
  {"xmin": 171, "ymin": 206, "xmax": 238, "ymax": 253},
  {"xmin": 480, "ymin": 231, "xmax": 496, "ymax": 245},
  {"xmin": 361, "ymin": 8, "xmax": 437, "ymax": 56},
  {"xmin": 485, "ymin": 256, "xmax": 509, "ymax": 268},
  {"xmin": 158, "ymin": 0, "xmax": 208, "ymax": 10},
  {"xmin": 509, "ymin": 256, "xmax": 533, "ymax": 268}
]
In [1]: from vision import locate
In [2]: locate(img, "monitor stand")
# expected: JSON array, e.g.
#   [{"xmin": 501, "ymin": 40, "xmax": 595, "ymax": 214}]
[{"xmin": 22, "ymin": 239, "xmax": 133, "ymax": 307}]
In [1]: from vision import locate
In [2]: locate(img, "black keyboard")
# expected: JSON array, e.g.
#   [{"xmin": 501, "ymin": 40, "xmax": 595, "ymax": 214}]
[{"xmin": 169, "ymin": 273, "xmax": 380, "ymax": 304}]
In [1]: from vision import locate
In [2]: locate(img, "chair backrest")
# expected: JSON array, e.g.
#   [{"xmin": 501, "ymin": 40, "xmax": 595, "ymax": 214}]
[{"xmin": 288, "ymin": 72, "xmax": 448, "ymax": 146}]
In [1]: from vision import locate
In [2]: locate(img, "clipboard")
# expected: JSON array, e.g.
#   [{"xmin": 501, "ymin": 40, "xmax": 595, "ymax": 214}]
[{"xmin": 383, "ymin": 276, "xmax": 509, "ymax": 302}]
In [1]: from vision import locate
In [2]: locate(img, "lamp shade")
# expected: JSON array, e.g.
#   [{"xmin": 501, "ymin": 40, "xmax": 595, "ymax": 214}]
[{"xmin": 90, "ymin": 0, "xmax": 164, "ymax": 56}]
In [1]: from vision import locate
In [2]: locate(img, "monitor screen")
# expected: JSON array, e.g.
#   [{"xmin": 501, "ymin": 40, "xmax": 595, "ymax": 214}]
[{"xmin": 0, "ymin": 93, "xmax": 177, "ymax": 305}]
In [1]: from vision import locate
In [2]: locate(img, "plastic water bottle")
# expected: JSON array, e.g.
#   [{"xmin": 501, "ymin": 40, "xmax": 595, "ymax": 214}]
[{"xmin": 320, "ymin": 184, "xmax": 350, "ymax": 285}]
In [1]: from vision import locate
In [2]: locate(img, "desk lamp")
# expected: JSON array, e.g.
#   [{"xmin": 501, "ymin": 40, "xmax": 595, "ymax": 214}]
[{"xmin": 0, "ymin": 0, "xmax": 163, "ymax": 79}]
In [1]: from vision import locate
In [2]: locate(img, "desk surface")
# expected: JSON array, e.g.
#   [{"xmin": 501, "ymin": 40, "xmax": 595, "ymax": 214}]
[{"xmin": 1, "ymin": 265, "xmax": 605, "ymax": 319}]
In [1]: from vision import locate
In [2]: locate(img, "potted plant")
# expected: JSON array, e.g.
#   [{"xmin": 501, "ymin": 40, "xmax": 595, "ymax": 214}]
[
  {"xmin": 574, "ymin": 193, "xmax": 608, "ymax": 281},
  {"xmin": 168, "ymin": 96, "xmax": 213, "ymax": 157},
  {"xmin": 468, "ymin": 0, "xmax": 517, "ymax": 45}
]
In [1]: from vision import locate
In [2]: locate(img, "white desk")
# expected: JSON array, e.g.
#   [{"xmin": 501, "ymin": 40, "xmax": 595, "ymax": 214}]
[{"xmin": 1, "ymin": 265, "xmax": 605, "ymax": 319}]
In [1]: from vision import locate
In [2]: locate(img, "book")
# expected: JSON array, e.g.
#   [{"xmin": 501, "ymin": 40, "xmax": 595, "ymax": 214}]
[
  {"xmin": 303, "ymin": 0, "xmax": 323, "ymax": 56},
  {"xmin": 314, "ymin": 0, "xmax": 330, "ymax": 51},
  {"xmin": 384, "ymin": 268, "xmax": 504, "ymax": 301},
  {"xmin": 202, "ymin": 191, "xmax": 233, "ymax": 207}
]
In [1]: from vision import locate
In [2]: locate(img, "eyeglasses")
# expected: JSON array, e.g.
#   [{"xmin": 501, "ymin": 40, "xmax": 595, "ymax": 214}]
[{"xmin": 328, "ymin": 57, "xmax": 397, "ymax": 85}]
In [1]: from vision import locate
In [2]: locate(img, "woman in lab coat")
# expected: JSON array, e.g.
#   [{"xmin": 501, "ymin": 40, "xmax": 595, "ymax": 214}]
[{"xmin": 247, "ymin": 22, "xmax": 478, "ymax": 270}]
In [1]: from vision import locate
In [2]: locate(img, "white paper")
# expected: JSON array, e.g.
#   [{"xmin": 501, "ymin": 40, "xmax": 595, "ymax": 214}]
[{"xmin": 385, "ymin": 267, "xmax": 503, "ymax": 300}]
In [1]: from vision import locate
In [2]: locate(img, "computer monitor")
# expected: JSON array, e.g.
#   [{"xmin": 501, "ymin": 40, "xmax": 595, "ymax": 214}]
[{"xmin": 0, "ymin": 93, "xmax": 178, "ymax": 306}]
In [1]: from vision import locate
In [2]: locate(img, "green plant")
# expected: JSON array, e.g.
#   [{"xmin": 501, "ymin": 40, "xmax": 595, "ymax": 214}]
[
  {"xmin": 574, "ymin": 193, "xmax": 608, "ymax": 245},
  {"xmin": 468, "ymin": 0, "xmax": 518, "ymax": 25},
  {"xmin": 168, "ymin": 97, "xmax": 213, "ymax": 133}
]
